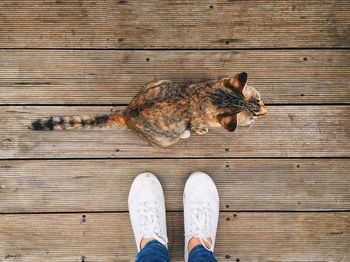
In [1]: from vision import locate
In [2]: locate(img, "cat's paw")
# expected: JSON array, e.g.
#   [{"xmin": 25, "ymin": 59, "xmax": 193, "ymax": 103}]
[
  {"xmin": 180, "ymin": 130, "xmax": 191, "ymax": 139},
  {"xmin": 195, "ymin": 127, "xmax": 208, "ymax": 135}
]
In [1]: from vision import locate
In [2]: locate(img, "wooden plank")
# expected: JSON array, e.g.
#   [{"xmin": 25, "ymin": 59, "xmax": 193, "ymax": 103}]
[
  {"xmin": 0, "ymin": 159, "xmax": 349, "ymax": 213},
  {"xmin": 1, "ymin": 106, "xmax": 349, "ymax": 158},
  {"xmin": 1, "ymin": 50, "xmax": 349, "ymax": 104},
  {"xmin": 0, "ymin": 1, "xmax": 349, "ymax": 49},
  {"xmin": 0, "ymin": 212, "xmax": 348, "ymax": 261}
]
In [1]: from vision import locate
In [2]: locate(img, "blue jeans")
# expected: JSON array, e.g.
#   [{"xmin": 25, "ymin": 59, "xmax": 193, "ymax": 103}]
[{"xmin": 136, "ymin": 240, "xmax": 217, "ymax": 262}]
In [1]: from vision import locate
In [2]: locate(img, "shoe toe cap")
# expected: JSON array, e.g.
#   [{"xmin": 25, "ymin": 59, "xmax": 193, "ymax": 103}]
[
  {"xmin": 128, "ymin": 173, "xmax": 164, "ymax": 204},
  {"xmin": 184, "ymin": 172, "xmax": 219, "ymax": 202}
]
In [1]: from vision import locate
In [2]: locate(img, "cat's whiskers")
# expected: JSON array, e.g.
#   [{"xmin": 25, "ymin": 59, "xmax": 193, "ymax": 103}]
[{"xmin": 247, "ymin": 120, "xmax": 256, "ymax": 132}]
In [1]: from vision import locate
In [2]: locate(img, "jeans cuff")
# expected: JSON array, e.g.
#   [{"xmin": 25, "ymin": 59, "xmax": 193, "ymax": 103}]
[
  {"xmin": 189, "ymin": 244, "xmax": 213, "ymax": 256},
  {"xmin": 143, "ymin": 239, "xmax": 168, "ymax": 250}
]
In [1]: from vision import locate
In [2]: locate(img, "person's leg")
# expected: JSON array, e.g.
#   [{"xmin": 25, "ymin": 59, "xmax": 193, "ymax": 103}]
[
  {"xmin": 187, "ymin": 244, "xmax": 217, "ymax": 262},
  {"xmin": 128, "ymin": 173, "xmax": 169, "ymax": 262},
  {"xmin": 136, "ymin": 240, "xmax": 170, "ymax": 262},
  {"xmin": 184, "ymin": 172, "xmax": 219, "ymax": 262}
]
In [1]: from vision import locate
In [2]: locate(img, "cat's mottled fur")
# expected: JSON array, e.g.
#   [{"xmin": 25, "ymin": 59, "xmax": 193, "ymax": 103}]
[{"xmin": 30, "ymin": 72, "xmax": 267, "ymax": 147}]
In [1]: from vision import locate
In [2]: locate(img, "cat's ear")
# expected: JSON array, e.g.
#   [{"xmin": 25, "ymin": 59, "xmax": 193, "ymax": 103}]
[
  {"xmin": 230, "ymin": 72, "xmax": 248, "ymax": 93},
  {"xmin": 217, "ymin": 113, "xmax": 238, "ymax": 132}
]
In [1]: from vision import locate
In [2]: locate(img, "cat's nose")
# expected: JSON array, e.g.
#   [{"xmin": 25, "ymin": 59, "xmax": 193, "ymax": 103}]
[{"xmin": 258, "ymin": 106, "xmax": 267, "ymax": 117}]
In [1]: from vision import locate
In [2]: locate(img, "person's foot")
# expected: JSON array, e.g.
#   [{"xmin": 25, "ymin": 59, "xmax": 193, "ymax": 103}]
[
  {"xmin": 183, "ymin": 172, "xmax": 219, "ymax": 261},
  {"xmin": 128, "ymin": 173, "xmax": 168, "ymax": 252}
]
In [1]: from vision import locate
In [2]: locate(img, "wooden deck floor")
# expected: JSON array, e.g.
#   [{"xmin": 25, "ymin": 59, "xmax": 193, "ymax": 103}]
[{"xmin": 0, "ymin": 1, "xmax": 349, "ymax": 261}]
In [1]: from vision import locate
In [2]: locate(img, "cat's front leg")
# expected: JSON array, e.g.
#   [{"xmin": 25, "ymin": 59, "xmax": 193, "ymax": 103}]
[
  {"xmin": 189, "ymin": 119, "xmax": 209, "ymax": 135},
  {"xmin": 191, "ymin": 125, "xmax": 209, "ymax": 135},
  {"xmin": 195, "ymin": 127, "xmax": 208, "ymax": 135}
]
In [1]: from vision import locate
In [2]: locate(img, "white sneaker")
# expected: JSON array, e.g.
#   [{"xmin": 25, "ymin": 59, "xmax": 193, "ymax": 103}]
[
  {"xmin": 183, "ymin": 172, "xmax": 219, "ymax": 261},
  {"xmin": 128, "ymin": 173, "xmax": 168, "ymax": 252}
]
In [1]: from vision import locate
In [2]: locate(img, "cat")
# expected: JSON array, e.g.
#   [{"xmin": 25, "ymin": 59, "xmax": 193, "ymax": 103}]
[{"xmin": 30, "ymin": 72, "xmax": 267, "ymax": 147}]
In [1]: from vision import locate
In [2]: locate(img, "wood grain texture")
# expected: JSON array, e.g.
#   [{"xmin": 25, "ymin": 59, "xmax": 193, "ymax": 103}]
[
  {"xmin": 0, "ymin": 159, "xmax": 349, "ymax": 213},
  {"xmin": 1, "ymin": 106, "xmax": 349, "ymax": 158},
  {"xmin": 0, "ymin": 0, "xmax": 349, "ymax": 260},
  {"xmin": 0, "ymin": 212, "xmax": 349, "ymax": 261},
  {"xmin": 1, "ymin": 50, "xmax": 349, "ymax": 104},
  {"xmin": 0, "ymin": 0, "xmax": 349, "ymax": 49}
]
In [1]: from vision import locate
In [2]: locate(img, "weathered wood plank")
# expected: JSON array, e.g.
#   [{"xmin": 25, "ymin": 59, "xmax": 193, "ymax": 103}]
[
  {"xmin": 0, "ymin": 159, "xmax": 349, "ymax": 213},
  {"xmin": 0, "ymin": 0, "xmax": 349, "ymax": 49},
  {"xmin": 1, "ymin": 50, "xmax": 349, "ymax": 104},
  {"xmin": 0, "ymin": 212, "xmax": 348, "ymax": 261},
  {"xmin": 1, "ymin": 106, "xmax": 349, "ymax": 158}
]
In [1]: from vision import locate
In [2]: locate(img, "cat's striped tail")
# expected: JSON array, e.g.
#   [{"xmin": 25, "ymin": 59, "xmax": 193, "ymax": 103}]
[{"xmin": 29, "ymin": 110, "xmax": 127, "ymax": 131}]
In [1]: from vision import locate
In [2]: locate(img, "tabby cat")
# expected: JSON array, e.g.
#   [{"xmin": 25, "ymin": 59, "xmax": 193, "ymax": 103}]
[{"xmin": 30, "ymin": 72, "xmax": 267, "ymax": 147}]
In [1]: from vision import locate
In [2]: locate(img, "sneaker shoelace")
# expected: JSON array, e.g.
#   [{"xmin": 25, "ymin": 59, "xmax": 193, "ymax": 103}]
[
  {"xmin": 138, "ymin": 201, "xmax": 168, "ymax": 247},
  {"xmin": 186, "ymin": 201, "xmax": 213, "ymax": 252}
]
